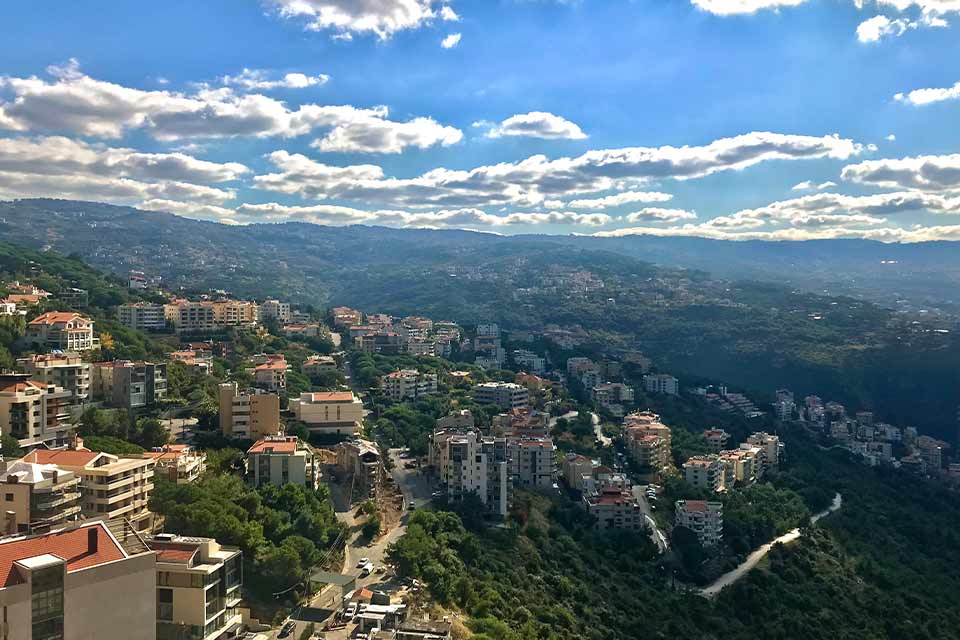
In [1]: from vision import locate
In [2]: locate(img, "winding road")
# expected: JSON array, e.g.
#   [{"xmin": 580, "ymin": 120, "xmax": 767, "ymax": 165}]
[{"xmin": 699, "ymin": 493, "xmax": 843, "ymax": 598}]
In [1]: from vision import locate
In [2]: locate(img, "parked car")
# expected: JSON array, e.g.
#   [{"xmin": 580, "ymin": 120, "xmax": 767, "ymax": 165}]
[
  {"xmin": 278, "ymin": 621, "xmax": 296, "ymax": 638},
  {"xmin": 343, "ymin": 603, "xmax": 357, "ymax": 620},
  {"xmin": 356, "ymin": 557, "xmax": 369, "ymax": 568},
  {"xmin": 408, "ymin": 503, "xmax": 416, "ymax": 511},
  {"xmin": 360, "ymin": 562, "xmax": 375, "ymax": 577}
]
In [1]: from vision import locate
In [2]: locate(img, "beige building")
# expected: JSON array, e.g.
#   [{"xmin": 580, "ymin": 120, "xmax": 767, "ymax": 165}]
[
  {"xmin": 382, "ymin": 369, "xmax": 438, "ymax": 403},
  {"xmin": 746, "ymin": 432, "xmax": 783, "ymax": 470},
  {"xmin": 331, "ymin": 306, "xmax": 363, "ymax": 328},
  {"xmin": 147, "ymin": 533, "xmax": 243, "ymax": 640},
  {"xmin": 336, "ymin": 439, "xmax": 385, "ymax": 500},
  {"xmin": 719, "ymin": 445, "xmax": 764, "ymax": 486},
  {"xmin": 302, "ymin": 355, "xmax": 337, "ymax": 379},
  {"xmin": 218, "ymin": 383, "xmax": 281, "ymax": 441},
  {"xmin": 675, "ymin": 500, "xmax": 724, "ymax": 546},
  {"xmin": 682, "ymin": 455, "xmax": 725, "ymax": 493},
  {"xmin": 251, "ymin": 358, "xmax": 288, "ymax": 392},
  {"xmin": 0, "ymin": 521, "xmax": 157, "ymax": 640},
  {"xmin": 92, "ymin": 361, "xmax": 168, "ymax": 409},
  {"xmin": 117, "ymin": 302, "xmax": 168, "ymax": 332},
  {"xmin": 247, "ymin": 436, "xmax": 318, "ymax": 489},
  {"xmin": 472, "ymin": 382, "xmax": 529, "ymax": 410},
  {"xmin": 17, "ymin": 352, "xmax": 91, "ymax": 404},
  {"xmin": 289, "ymin": 391, "xmax": 363, "ymax": 436},
  {"xmin": 165, "ymin": 300, "xmax": 259, "ymax": 333},
  {"xmin": 0, "ymin": 373, "xmax": 76, "ymax": 449},
  {"xmin": 0, "ymin": 460, "xmax": 82, "ymax": 535},
  {"xmin": 623, "ymin": 411, "xmax": 672, "ymax": 479},
  {"xmin": 436, "ymin": 430, "xmax": 510, "ymax": 517},
  {"xmin": 259, "ymin": 299, "xmax": 291, "ymax": 324},
  {"xmin": 25, "ymin": 312, "xmax": 99, "ymax": 352},
  {"xmin": 507, "ymin": 438, "xmax": 556, "ymax": 489},
  {"xmin": 142, "ymin": 445, "xmax": 206, "ymax": 485},
  {"xmin": 25, "ymin": 446, "xmax": 155, "ymax": 532},
  {"xmin": 584, "ymin": 487, "xmax": 644, "ymax": 531},
  {"xmin": 561, "ymin": 453, "xmax": 595, "ymax": 492}
]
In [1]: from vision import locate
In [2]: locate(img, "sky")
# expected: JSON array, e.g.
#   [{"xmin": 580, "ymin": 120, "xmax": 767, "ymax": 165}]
[{"xmin": 0, "ymin": 0, "xmax": 959, "ymax": 242}]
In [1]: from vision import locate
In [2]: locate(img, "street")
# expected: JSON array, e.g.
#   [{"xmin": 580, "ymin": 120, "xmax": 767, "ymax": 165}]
[{"xmin": 631, "ymin": 485, "xmax": 669, "ymax": 553}]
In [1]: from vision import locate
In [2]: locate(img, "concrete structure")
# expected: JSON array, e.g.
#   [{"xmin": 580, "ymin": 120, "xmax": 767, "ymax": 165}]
[
  {"xmin": 359, "ymin": 332, "xmax": 403, "ymax": 355},
  {"xmin": 643, "ymin": 374, "xmax": 679, "ymax": 396},
  {"xmin": 675, "ymin": 500, "xmax": 724, "ymax": 546},
  {"xmin": 25, "ymin": 445, "xmax": 155, "ymax": 532},
  {"xmin": 746, "ymin": 432, "xmax": 783, "ymax": 470},
  {"xmin": 719, "ymin": 445, "xmax": 764, "ymax": 486},
  {"xmin": 331, "ymin": 306, "xmax": 363, "ymax": 328},
  {"xmin": 561, "ymin": 453, "xmax": 595, "ymax": 492},
  {"xmin": 288, "ymin": 391, "xmax": 363, "ymax": 436},
  {"xmin": 148, "ymin": 533, "xmax": 243, "ymax": 640},
  {"xmin": 382, "ymin": 370, "xmax": 438, "ymax": 403},
  {"xmin": 17, "ymin": 352, "xmax": 91, "ymax": 405},
  {"xmin": 165, "ymin": 300, "xmax": 259, "ymax": 333},
  {"xmin": 0, "ymin": 521, "xmax": 157, "ymax": 640},
  {"xmin": 247, "ymin": 436, "xmax": 318, "ymax": 489},
  {"xmin": 168, "ymin": 350, "xmax": 213, "ymax": 375},
  {"xmin": 259, "ymin": 299, "xmax": 291, "ymax": 324},
  {"xmin": 336, "ymin": 439, "xmax": 385, "ymax": 499},
  {"xmin": 513, "ymin": 349, "xmax": 546, "ymax": 374},
  {"xmin": 26, "ymin": 312, "xmax": 98, "ymax": 352},
  {"xmin": 142, "ymin": 445, "xmax": 206, "ymax": 485},
  {"xmin": 0, "ymin": 373, "xmax": 76, "ymax": 449},
  {"xmin": 302, "ymin": 355, "xmax": 338, "ymax": 379},
  {"xmin": 623, "ymin": 411, "xmax": 672, "ymax": 479},
  {"xmin": 0, "ymin": 460, "xmax": 82, "ymax": 535},
  {"xmin": 92, "ymin": 361, "xmax": 167, "ymax": 409},
  {"xmin": 507, "ymin": 438, "xmax": 556, "ymax": 489},
  {"xmin": 584, "ymin": 487, "xmax": 644, "ymax": 531},
  {"xmin": 283, "ymin": 323, "xmax": 320, "ymax": 338},
  {"xmin": 251, "ymin": 358, "xmax": 288, "ymax": 392},
  {"xmin": 683, "ymin": 456, "xmax": 725, "ymax": 493},
  {"xmin": 592, "ymin": 382, "xmax": 635, "ymax": 417},
  {"xmin": 218, "ymin": 383, "xmax": 281, "ymax": 441},
  {"xmin": 472, "ymin": 382, "xmax": 529, "ymax": 410},
  {"xmin": 437, "ymin": 430, "xmax": 510, "ymax": 517},
  {"xmin": 435, "ymin": 410, "xmax": 474, "ymax": 433},
  {"xmin": 117, "ymin": 302, "xmax": 168, "ymax": 332},
  {"xmin": 703, "ymin": 429, "xmax": 731, "ymax": 453}
]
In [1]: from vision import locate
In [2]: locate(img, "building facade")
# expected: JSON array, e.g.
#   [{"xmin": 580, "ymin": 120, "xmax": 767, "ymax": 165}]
[
  {"xmin": 246, "ymin": 436, "xmax": 318, "ymax": 489},
  {"xmin": 218, "ymin": 383, "xmax": 281, "ymax": 441},
  {"xmin": 92, "ymin": 361, "xmax": 168, "ymax": 409},
  {"xmin": 288, "ymin": 391, "xmax": 363, "ymax": 436},
  {"xmin": 0, "ymin": 373, "xmax": 76, "ymax": 449},
  {"xmin": 0, "ymin": 460, "xmax": 82, "ymax": 535},
  {"xmin": 675, "ymin": 500, "xmax": 724, "ymax": 546},
  {"xmin": 25, "ymin": 312, "xmax": 98, "ymax": 352},
  {"xmin": 117, "ymin": 303, "xmax": 168, "ymax": 332},
  {"xmin": 472, "ymin": 382, "xmax": 529, "ymax": 410},
  {"xmin": 382, "ymin": 370, "xmax": 439, "ymax": 403},
  {"xmin": 17, "ymin": 352, "xmax": 91, "ymax": 405}
]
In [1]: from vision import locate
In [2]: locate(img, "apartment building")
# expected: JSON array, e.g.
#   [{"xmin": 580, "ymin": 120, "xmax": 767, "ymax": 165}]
[
  {"xmin": 142, "ymin": 445, "xmax": 206, "ymax": 485},
  {"xmin": 592, "ymin": 382, "xmax": 635, "ymax": 417},
  {"xmin": 168, "ymin": 349, "xmax": 214, "ymax": 375},
  {"xmin": 405, "ymin": 338, "xmax": 436, "ymax": 357},
  {"xmin": 513, "ymin": 349, "xmax": 546, "ymax": 374},
  {"xmin": 247, "ymin": 436, "xmax": 318, "ymax": 489},
  {"xmin": 508, "ymin": 438, "xmax": 556, "ymax": 489},
  {"xmin": 719, "ymin": 445, "xmax": 764, "ymax": 486},
  {"xmin": 683, "ymin": 456, "xmax": 726, "ymax": 493},
  {"xmin": 438, "ymin": 430, "xmax": 510, "ymax": 517},
  {"xmin": 623, "ymin": 411, "xmax": 672, "ymax": 479},
  {"xmin": 218, "ymin": 383, "xmax": 281, "ymax": 441},
  {"xmin": 92, "ymin": 361, "xmax": 167, "ymax": 409},
  {"xmin": 252, "ymin": 358, "xmax": 288, "ymax": 392},
  {"xmin": 26, "ymin": 312, "xmax": 99, "ymax": 352},
  {"xmin": 746, "ymin": 432, "xmax": 783, "ymax": 470},
  {"xmin": 288, "ymin": 391, "xmax": 363, "ymax": 436},
  {"xmin": 472, "ymin": 382, "xmax": 529, "ymax": 410},
  {"xmin": 17, "ymin": 352, "xmax": 91, "ymax": 404},
  {"xmin": 331, "ymin": 306, "xmax": 363, "ymax": 328},
  {"xmin": 165, "ymin": 300, "xmax": 259, "ymax": 333},
  {"xmin": 0, "ymin": 460, "xmax": 82, "ymax": 535},
  {"xmin": 584, "ymin": 487, "xmax": 644, "ymax": 531},
  {"xmin": 284, "ymin": 323, "xmax": 320, "ymax": 338},
  {"xmin": 25, "ymin": 446, "xmax": 155, "ymax": 532},
  {"xmin": 703, "ymin": 429, "xmax": 731, "ymax": 453},
  {"xmin": 117, "ymin": 302, "xmax": 168, "ymax": 332},
  {"xmin": 303, "ymin": 355, "xmax": 338, "ymax": 379},
  {"xmin": 0, "ymin": 373, "xmax": 76, "ymax": 449},
  {"xmin": 0, "ymin": 521, "xmax": 157, "ymax": 640},
  {"xmin": 643, "ymin": 374, "xmax": 679, "ymax": 396},
  {"xmin": 259, "ymin": 299, "xmax": 291, "ymax": 324},
  {"xmin": 675, "ymin": 500, "xmax": 724, "ymax": 546},
  {"xmin": 382, "ymin": 369, "xmax": 438, "ymax": 403},
  {"xmin": 561, "ymin": 453, "xmax": 595, "ymax": 492},
  {"xmin": 148, "ymin": 533, "xmax": 243, "ymax": 640},
  {"xmin": 336, "ymin": 439, "xmax": 385, "ymax": 499},
  {"xmin": 359, "ymin": 332, "xmax": 403, "ymax": 355},
  {"xmin": 492, "ymin": 407, "xmax": 549, "ymax": 438}
]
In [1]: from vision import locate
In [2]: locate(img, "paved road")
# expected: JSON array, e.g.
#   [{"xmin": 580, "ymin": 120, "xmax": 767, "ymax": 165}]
[
  {"xmin": 700, "ymin": 493, "xmax": 843, "ymax": 598},
  {"xmin": 549, "ymin": 411, "xmax": 610, "ymax": 448},
  {"xmin": 631, "ymin": 485, "xmax": 668, "ymax": 553}
]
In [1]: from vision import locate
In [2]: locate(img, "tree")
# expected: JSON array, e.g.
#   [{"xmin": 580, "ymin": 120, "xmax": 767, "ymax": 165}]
[
  {"xmin": 137, "ymin": 418, "xmax": 169, "ymax": 449},
  {"xmin": 1, "ymin": 434, "xmax": 22, "ymax": 458},
  {"xmin": 362, "ymin": 514, "xmax": 381, "ymax": 539}
]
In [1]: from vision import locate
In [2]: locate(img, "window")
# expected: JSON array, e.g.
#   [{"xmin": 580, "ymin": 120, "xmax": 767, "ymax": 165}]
[
  {"xmin": 31, "ymin": 565, "xmax": 64, "ymax": 640},
  {"xmin": 157, "ymin": 588, "xmax": 174, "ymax": 621},
  {"xmin": 4, "ymin": 493, "xmax": 12, "ymax": 501}
]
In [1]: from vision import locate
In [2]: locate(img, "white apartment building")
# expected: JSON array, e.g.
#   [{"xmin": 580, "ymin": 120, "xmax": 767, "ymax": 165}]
[
  {"xmin": 0, "ymin": 521, "xmax": 157, "ymax": 640},
  {"xmin": 247, "ymin": 436, "xmax": 318, "ymax": 489},
  {"xmin": 252, "ymin": 358, "xmax": 288, "ymax": 391},
  {"xmin": 117, "ymin": 302, "xmax": 168, "ymax": 332},
  {"xmin": 17, "ymin": 352, "xmax": 91, "ymax": 404},
  {"xmin": 382, "ymin": 369, "xmax": 438, "ymax": 403},
  {"xmin": 513, "ymin": 349, "xmax": 546, "ymax": 374},
  {"xmin": 746, "ymin": 432, "xmax": 783, "ymax": 470},
  {"xmin": 472, "ymin": 382, "xmax": 529, "ymax": 410},
  {"xmin": 26, "ymin": 312, "xmax": 99, "ymax": 352},
  {"xmin": 643, "ymin": 374, "xmax": 679, "ymax": 396},
  {"xmin": 289, "ymin": 391, "xmax": 363, "ymax": 436},
  {"xmin": 0, "ymin": 460, "xmax": 82, "ymax": 535},
  {"xmin": 259, "ymin": 299, "xmax": 291, "ymax": 324},
  {"xmin": 507, "ymin": 438, "xmax": 556, "ymax": 489},
  {"xmin": 682, "ymin": 456, "xmax": 725, "ymax": 493},
  {"xmin": 434, "ymin": 430, "xmax": 509, "ymax": 517},
  {"xmin": 142, "ymin": 445, "xmax": 206, "ymax": 485},
  {"xmin": 149, "ymin": 533, "xmax": 243, "ymax": 640},
  {"xmin": 0, "ymin": 373, "xmax": 76, "ymax": 449},
  {"xmin": 675, "ymin": 500, "xmax": 724, "ymax": 546},
  {"xmin": 719, "ymin": 445, "xmax": 764, "ymax": 486},
  {"xmin": 703, "ymin": 429, "xmax": 731, "ymax": 453}
]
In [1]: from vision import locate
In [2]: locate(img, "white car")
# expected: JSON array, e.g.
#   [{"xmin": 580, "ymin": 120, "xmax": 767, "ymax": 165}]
[
  {"xmin": 343, "ymin": 603, "xmax": 357, "ymax": 620},
  {"xmin": 356, "ymin": 557, "xmax": 369, "ymax": 568}
]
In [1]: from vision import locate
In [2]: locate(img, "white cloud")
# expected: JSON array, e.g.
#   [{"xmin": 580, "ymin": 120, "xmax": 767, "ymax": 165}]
[
  {"xmin": 567, "ymin": 191, "xmax": 674, "ymax": 209},
  {"xmin": 138, "ymin": 199, "xmax": 237, "ymax": 221},
  {"xmin": 254, "ymin": 132, "xmax": 864, "ymax": 208},
  {"xmin": 856, "ymin": 15, "xmax": 914, "ymax": 42},
  {"xmin": 0, "ymin": 62, "xmax": 461, "ymax": 153},
  {"xmin": 269, "ymin": 0, "xmax": 441, "ymax": 39},
  {"xmin": 791, "ymin": 180, "xmax": 837, "ymax": 191},
  {"xmin": 894, "ymin": 81, "xmax": 960, "ymax": 106},
  {"xmin": 441, "ymin": 33, "xmax": 462, "ymax": 48},
  {"xmin": 841, "ymin": 154, "xmax": 960, "ymax": 191},
  {"xmin": 220, "ymin": 69, "xmax": 330, "ymax": 90},
  {"xmin": 690, "ymin": 0, "xmax": 809, "ymax": 15},
  {"xmin": 625, "ymin": 208, "xmax": 698, "ymax": 223},
  {"xmin": 886, "ymin": 134, "xmax": 897, "ymax": 141},
  {"xmin": 483, "ymin": 111, "xmax": 587, "ymax": 140},
  {"xmin": 440, "ymin": 5, "xmax": 460, "ymax": 21},
  {"xmin": 593, "ymin": 223, "xmax": 960, "ymax": 242}
]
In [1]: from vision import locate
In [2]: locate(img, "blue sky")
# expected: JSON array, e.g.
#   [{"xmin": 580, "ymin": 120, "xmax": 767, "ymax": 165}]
[{"xmin": 0, "ymin": 0, "xmax": 959, "ymax": 241}]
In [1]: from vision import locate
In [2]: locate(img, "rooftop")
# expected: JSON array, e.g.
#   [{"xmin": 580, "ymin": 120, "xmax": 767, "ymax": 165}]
[
  {"xmin": 248, "ymin": 437, "xmax": 300, "ymax": 455},
  {"xmin": 0, "ymin": 523, "xmax": 126, "ymax": 587},
  {"xmin": 25, "ymin": 449, "xmax": 103, "ymax": 468},
  {"xmin": 28, "ymin": 311, "xmax": 89, "ymax": 326},
  {"xmin": 301, "ymin": 391, "xmax": 357, "ymax": 403}
]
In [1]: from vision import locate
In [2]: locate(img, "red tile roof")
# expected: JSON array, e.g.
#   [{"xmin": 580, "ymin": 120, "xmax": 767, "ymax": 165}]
[
  {"xmin": 28, "ymin": 311, "xmax": 90, "ymax": 326},
  {"xmin": 0, "ymin": 524, "xmax": 126, "ymax": 587},
  {"xmin": 154, "ymin": 545, "xmax": 199, "ymax": 564},
  {"xmin": 680, "ymin": 500, "xmax": 708, "ymax": 512},
  {"xmin": 25, "ymin": 449, "xmax": 103, "ymax": 467},
  {"xmin": 0, "ymin": 379, "xmax": 47, "ymax": 393},
  {"xmin": 248, "ymin": 438, "xmax": 299, "ymax": 454},
  {"xmin": 255, "ymin": 360, "xmax": 288, "ymax": 371},
  {"xmin": 306, "ymin": 391, "xmax": 355, "ymax": 402}
]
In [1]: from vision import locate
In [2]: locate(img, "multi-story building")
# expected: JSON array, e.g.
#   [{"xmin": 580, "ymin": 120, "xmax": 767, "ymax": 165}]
[
  {"xmin": 675, "ymin": 500, "xmax": 724, "ymax": 546},
  {"xmin": 168, "ymin": 349, "xmax": 214, "ymax": 375},
  {"xmin": 643, "ymin": 374, "xmax": 679, "ymax": 396},
  {"xmin": 303, "ymin": 355, "xmax": 338, "ymax": 379},
  {"xmin": 435, "ymin": 410, "xmax": 475, "ymax": 433},
  {"xmin": 331, "ymin": 306, "xmax": 363, "ymax": 328},
  {"xmin": 142, "ymin": 444, "xmax": 206, "ymax": 485},
  {"xmin": 719, "ymin": 445, "xmax": 765, "ymax": 486},
  {"xmin": 746, "ymin": 432, "xmax": 783, "ymax": 470},
  {"xmin": 405, "ymin": 337, "xmax": 436, "ymax": 357},
  {"xmin": 56, "ymin": 287, "xmax": 88, "ymax": 308},
  {"xmin": 561, "ymin": 453, "xmax": 595, "ymax": 492},
  {"xmin": 682, "ymin": 456, "xmax": 725, "ymax": 493},
  {"xmin": 492, "ymin": 407, "xmax": 549, "ymax": 438},
  {"xmin": 476, "ymin": 323, "xmax": 500, "ymax": 338},
  {"xmin": 251, "ymin": 358, "xmax": 288, "ymax": 392},
  {"xmin": 358, "ymin": 332, "xmax": 403, "ymax": 355},
  {"xmin": 148, "ymin": 533, "xmax": 243, "ymax": 640},
  {"xmin": 336, "ymin": 439, "xmax": 385, "ymax": 499},
  {"xmin": 92, "ymin": 361, "xmax": 167, "ymax": 409},
  {"xmin": 25, "ymin": 445, "xmax": 155, "ymax": 532},
  {"xmin": 584, "ymin": 487, "xmax": 644, "ymax": 531},
  {"xmin": 440, "ymin": 430, "xmax": 509, "ymax": 517},
  {"xmin": 703, "ymin": 429, "xmax": 731, "ymax": 453},
  {"xmin": 218, "ymin": 383, "xmax": 281, "ymax": 441},
  {"xmin": 507, "ymin": 438, "xmax": 556, "ymax": 489},
  {"xmin": 623, "ymin": 411, "xmax": 672, "ymax": 479},
  {"xmin": 17, "ymin": 352, "xmax": 91, "ymax": 404},
  {"xmin": 288, "ymin": 391, "xmax": 363, "ymax": 436},
  {"xmin": 259, "ymin": 299, "xmax": 291, "ymax": 324},
  {"xmin": 211, "ymin": 300, "xmax": 259, "ymax": 329},
  {"xmin": 382, "ymin": 369, "xmax": 438, "ymax": 403},
  {"xmin": 916, "ymin": 435, "xmax": 946, "ymax": 471},
  {"xmin": 592, "ymin": 382, "xmax": 635, "ymax": 417},
  {"xmin": 284, "ymin": 323, "xmax": 321, "ymax": 338},
  {"xmin": 472, "ymin": 382, "xmax": 529, "ymax": 410},
  {"xmin": 165, "ymin": 300, "xmax": 259, "ymax": 333},
  {"xmin": 26, "ymin": 312, "xmax": 99, "ymax": 352},
  {"xmin": 513, "ymin": 349, "xmax": 546, "ymax": 374},
  {"xmin": 0, "ymin": 520, "xmax": 157, "ymax": 640},
  {"xmin": 117, "ymin": 302, "xmax": 168, "ymax": 332},
  {"xmin": 247, "ymin": 436, "xmax": 318, "ymax": 488},
  {"xmin": 0, "ymin": 373, "xmax": 76, "ymax": 449},
  {"xmin": 0, "ymin": 460, "xmax": 82, "ymax": 535}
]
